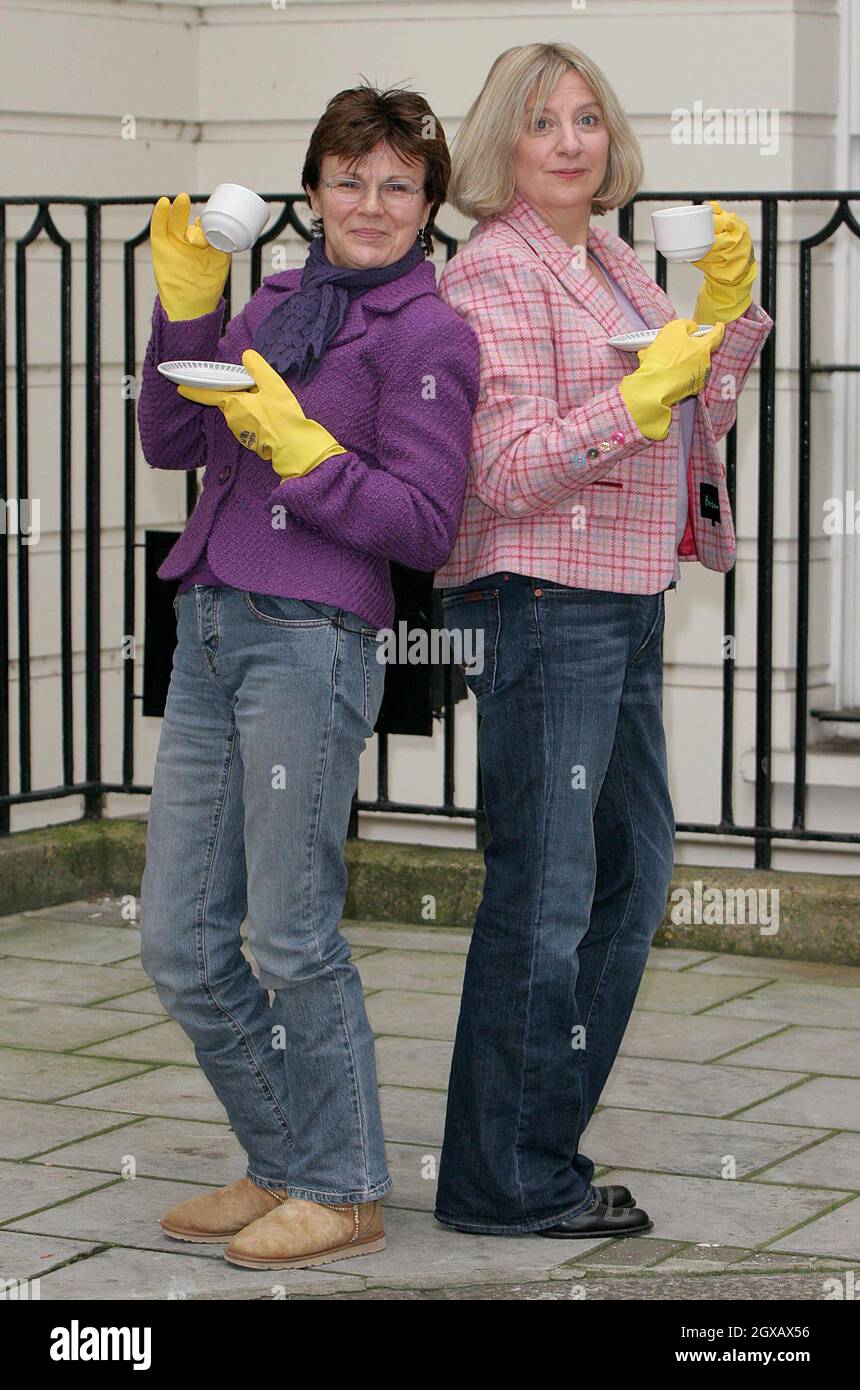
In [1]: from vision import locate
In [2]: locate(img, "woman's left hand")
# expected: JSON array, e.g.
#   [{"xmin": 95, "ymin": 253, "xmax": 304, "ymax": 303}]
[
  {"xmin": 177, "ymin": 349, "xmax": 347, "ymax": 479},
  {"xmin": 691, "ymin": 201, "xmax": 758, "ymax": 324},
  {"xmin": 692, "ymin": 201, "xmax": 753, "ymax": 285}
]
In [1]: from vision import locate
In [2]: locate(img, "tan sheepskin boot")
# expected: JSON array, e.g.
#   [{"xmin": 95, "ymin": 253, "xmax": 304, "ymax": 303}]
[
  {"xmin": 224, "ymin": 1197, "xmax": 385, "ymax": 1269},
  {"xmin": 160, "ymin": 1176, "xmax": 290, "ymax": 1243}
]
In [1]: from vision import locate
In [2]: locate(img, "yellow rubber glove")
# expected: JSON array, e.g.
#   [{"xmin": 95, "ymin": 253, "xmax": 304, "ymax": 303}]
[
  {"xmin": 177, "ymin": 348, "xmax": 348, "ymax": 479},
  {"xmin": 618, "ymin": 318, "xmax": 725, "ymax": 441},
  {"xmin": 691, "ymin": 201, "xmax": 758, "ymax": 325},
  {"xmin": 150, "ymin": 192, "xmax": 231, "ymax": 322}
]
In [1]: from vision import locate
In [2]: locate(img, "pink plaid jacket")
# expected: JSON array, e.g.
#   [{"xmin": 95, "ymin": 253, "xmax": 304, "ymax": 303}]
[{"xmin": 433, "ymin": 193, "xmax": 773, "ymax": 593}]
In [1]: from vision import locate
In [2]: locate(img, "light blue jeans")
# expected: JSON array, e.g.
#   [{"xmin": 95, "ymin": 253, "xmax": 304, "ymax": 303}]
[{"xmin": 139, "ymin": 584, "xmax": 390, "ymax": 1204}]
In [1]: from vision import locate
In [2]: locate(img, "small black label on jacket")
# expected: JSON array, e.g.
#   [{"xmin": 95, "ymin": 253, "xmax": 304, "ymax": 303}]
[{"xmin": 700, "ymin": 483, "xmax": 721, "ymax": 525}]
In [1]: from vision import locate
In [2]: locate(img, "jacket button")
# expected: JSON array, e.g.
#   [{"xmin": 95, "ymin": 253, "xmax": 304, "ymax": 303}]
[
  {"xmin": 534, "ymin": 587, "xmax": 543, "ymax": 597},
  {"xmin": 611, "ymin": 430, "xmax": 625, "ymax": 445},
  {"xmin": 586, "ymin": 447, "xmax": 600, "ymax": 459},
  {"xmin": 217, "ymin": 467, "xmax": 230, "ymax": 484}
]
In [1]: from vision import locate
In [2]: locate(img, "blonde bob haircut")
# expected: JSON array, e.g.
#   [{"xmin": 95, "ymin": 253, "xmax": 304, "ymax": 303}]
[{"xmin": 448, "ymin": 42, "xmax": 643, "ymax": 221}]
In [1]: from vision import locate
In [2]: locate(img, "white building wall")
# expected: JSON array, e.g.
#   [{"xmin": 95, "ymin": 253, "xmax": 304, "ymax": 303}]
[{"xmin": 1, "ymin": 0, "xmax": 857, "ymax": 871}]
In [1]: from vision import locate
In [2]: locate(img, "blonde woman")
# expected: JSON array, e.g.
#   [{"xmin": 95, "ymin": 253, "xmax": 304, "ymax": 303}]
[{"xmin": 433, "ymin": 43, "xmax": 772, "ymax": 1237}]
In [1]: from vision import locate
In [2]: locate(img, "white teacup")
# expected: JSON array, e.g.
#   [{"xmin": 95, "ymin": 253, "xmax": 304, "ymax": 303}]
[
  {"xmin": 200, "ymin": 183, "xmax": 270, "ymax": 253},
  {"xmin": 651, "ymin": 204, "xmax": 715, "ymax": 263}
]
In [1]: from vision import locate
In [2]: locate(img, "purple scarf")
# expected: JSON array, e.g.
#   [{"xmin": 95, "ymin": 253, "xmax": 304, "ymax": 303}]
[{"xmin": 252, "ymin": 232, "xmax": 426, "ymax": 384}]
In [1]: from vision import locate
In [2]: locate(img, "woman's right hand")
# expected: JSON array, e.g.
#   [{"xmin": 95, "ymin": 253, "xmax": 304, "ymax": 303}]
[
  {"xmin": 618, "ymin": 318, "xmax": 725, "ymax": 441},
  {"xmin": 149, "ymin": 192, "xmax": 232, "ymax": 322}
]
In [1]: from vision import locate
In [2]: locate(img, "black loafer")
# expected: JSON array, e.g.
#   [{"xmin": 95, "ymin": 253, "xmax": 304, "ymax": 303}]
[
  {"xmin": 539, "ymin": 1200, "xmax": 653, "ymax": 1238},
  {"xmin": 596, "ymin": 1184, "xmax": 635, "ymax": 1209}
]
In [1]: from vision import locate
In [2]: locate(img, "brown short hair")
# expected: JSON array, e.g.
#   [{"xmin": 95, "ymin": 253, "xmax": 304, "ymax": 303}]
[{"xmin": 302, "ymin": 82, "xmax": 450, "ymax": 254}]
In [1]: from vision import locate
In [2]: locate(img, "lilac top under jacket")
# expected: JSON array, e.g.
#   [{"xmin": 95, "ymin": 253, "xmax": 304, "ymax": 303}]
[{"xmin": 137, "ymin": 258, "xmax": 481, "ymax": 630}]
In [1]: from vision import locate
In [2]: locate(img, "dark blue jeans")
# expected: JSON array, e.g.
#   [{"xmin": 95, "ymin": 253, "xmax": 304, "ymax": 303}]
[{"xmin": 435, "ymin": 572, "xmax": 675, "ymax": 1234}]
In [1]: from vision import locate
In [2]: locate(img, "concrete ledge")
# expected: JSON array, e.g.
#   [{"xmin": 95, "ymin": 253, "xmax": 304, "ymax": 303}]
[
  {"xmin": 0, "ymin": 818, "xmax": 858, "ymax": 965},
  {"xmin": 0, "ymin": 818, "xmax": 145, "ymax": 917}
]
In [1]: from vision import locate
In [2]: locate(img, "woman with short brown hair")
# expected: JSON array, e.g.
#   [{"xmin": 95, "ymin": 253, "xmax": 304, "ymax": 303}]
[{"xmin": 138, "ymin": 84, "xmax": 479, "ymax": 1270}]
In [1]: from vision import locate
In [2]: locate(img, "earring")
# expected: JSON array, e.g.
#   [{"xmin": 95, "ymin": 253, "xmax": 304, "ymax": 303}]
[{"xmin": 418, "ymin": 224, "xmax": 428, "ymax": 251}]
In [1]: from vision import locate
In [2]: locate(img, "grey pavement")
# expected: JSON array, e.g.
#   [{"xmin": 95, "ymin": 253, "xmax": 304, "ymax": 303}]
[{"xmin": 0, "ymin": 898, "xmax": 857, "ymax": 1301}]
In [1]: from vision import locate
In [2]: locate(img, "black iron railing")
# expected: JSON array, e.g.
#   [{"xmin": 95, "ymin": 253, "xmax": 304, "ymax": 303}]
[{"xmin": 1, "ymin": 190, "xmax": 858, "ymax": 867}]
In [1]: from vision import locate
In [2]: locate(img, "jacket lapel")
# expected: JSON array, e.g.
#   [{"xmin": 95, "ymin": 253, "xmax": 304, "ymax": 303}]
[
  {"xmin": 590, "ymin": 225, "xmax": 676, "ymax": 331},
  {"xmin": 496, "ymin": 194, "xmax": 674, "ymax": 336}
]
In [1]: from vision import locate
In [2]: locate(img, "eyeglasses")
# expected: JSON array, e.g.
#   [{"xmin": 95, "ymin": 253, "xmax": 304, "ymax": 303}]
[{"xmin": 320, "ymin": 176, "xmax": 424, "ymax": 206}]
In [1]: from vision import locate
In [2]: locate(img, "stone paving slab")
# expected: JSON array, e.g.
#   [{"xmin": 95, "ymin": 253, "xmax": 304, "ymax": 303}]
[
  {"xmin": 6, "ymin": 897, "xmax": 138, "ymax": 927},
  {"xmin": 31, "ymin": 1245, "xmax": 365, "ymax": 1301},
  {"xmin": 0, "ymin": 957, "xmax": 149, "ymax": 1005},
  {"xmin": 25, "ymin": 1116, "xmax": 246, "ymax": 1185},
  {"xmin": 689, "ymin": 953, "xmax": 860, "ymax": 987},
  {"xmin": 365, "ymin": 989, "xmax": 460, "ymax": 1041},
  {"xmin": 8, "ymin": 1175, "xmax": 232, "ymax": 1255},
  {"xmin": 581, "ymin": 1107, "xmax": 826, "ymax": 1179},
  {"xmin": 600, "ymin": 1056, "xmax": 807, "ymax": 1116},
  {"xmin": 77, "ymin": 1019, "xmax": 198, "ymax": 1066},
  {"xmin": 343, "ymin": 922, "xmax": 471, "ymax": 954},
  {"xmin": 651, "ymin": 1246, "xmax": 853, "ymax": 1275},
  {"xmin": 375, "ymin": 1036, "xmax": 452, "ymax": 1091},
  {"xmin": 0, "ymin": 919, "xmax": 141, "ymax": 964},
  {"xmin": 94, "ymin": 987, "xmax": 166, "ymax": 1016},
  {"xmin": 722, "ymin": 1026, "xmax": 860, "ymax": 1077},
  {"xmin": 0, "ymin": 1000, "xmax": 162, "ymax": 1053},
  {"xmin": 574, "ymin": 1234, "xmax": 685, "ymax": 1267},
  {"xmin": 708, "ymin": 980, "xmax": 860, "ymax": 1029},
  {"xmin": 0, "ymin": 1229, "xmax": 102, "ymax": 1282},
  {"xmin": 379, "ymin": 1085, "xmax": 447, "ymax": 1146},
  {"xmin": 0, "ymin": 1156, "xmax": 120, "ymax": 1223},
  {"xmin": 735, "ymin": 1076, "xmax": 860, "ymax": 1129},
  {"xmin": 767, "ymin": 1196, "xmax": 860, "ymax": 1260},
  {"xmin": 382, "ymin": 1142, "xmax": 440, "ymax": 1212},
  {"xmin": 0, "ymin": 1049, "xmax": 150, "ymax": 1103},
  {"xmin": 596, "ymin": 1167, "xmax": 853, "ymax": 1247},
  {"xmin": 634, "ymin": 971, "xmax": 765, "ymax": 1013},
  {"xmin": 618, "ymin": 1010, "xmax": 781, "ymax": 1064},
  {"xmin": 56, "ymin": 1065, "xmax": 231, "ymax": 1124},
  {"xmin": 643, "ymin": 948, "xmax": 716, "ymax": 971},
  {"xmin": 0, "ymin": 1098, "xmax": 142, "ymax": 1161},
  {"xmin": 757, "ymin": 1132, "xmax": 860, "ymax": 1190},
  {"xmin": 356, "ymin": 949, "xmax": 466, "ymax": 995}
]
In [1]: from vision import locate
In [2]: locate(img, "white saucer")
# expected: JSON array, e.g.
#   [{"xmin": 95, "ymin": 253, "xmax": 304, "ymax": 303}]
[
  {"xmin": 157, "ymin": 360, "xmax": 255, "ymax": 390},
  {"xmin": 607, "ymin": 325, "xmax": 715, "ymax": 352}
]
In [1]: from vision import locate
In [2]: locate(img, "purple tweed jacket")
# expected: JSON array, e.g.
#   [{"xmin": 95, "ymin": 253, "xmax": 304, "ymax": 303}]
[{"xmin": 137, "ymin": 258, "xmax": 481, "ymax": 629}]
